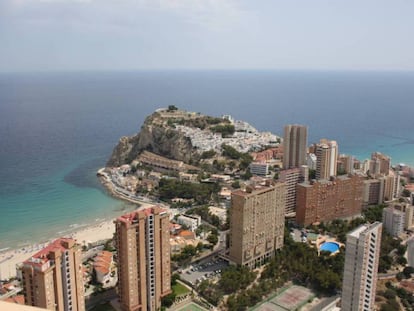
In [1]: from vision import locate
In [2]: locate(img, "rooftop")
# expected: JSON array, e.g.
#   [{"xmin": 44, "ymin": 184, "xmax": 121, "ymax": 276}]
[
  {"xmin": 24, "ymin": 238, "xmax": 75, "ymax": 266},
  {"xmin": 116, "ymin": 206, "xmax": 167, "ymax": 224},
  {"xmin": 349, "ymin": 225, "xmax": 369, "ymax": 238},
  {"xmin": 349, "ymin": 222, "xmax": 382, "ymax": 238},
  {"xmin": 232, "ymin": 182, "xmax": 278, "ymax": 197}
]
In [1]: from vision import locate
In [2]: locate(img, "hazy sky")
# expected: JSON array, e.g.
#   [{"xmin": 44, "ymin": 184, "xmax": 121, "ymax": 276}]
[{"xmin": 1, "ymin": 0, "xmax": 414, "ymax": 72}]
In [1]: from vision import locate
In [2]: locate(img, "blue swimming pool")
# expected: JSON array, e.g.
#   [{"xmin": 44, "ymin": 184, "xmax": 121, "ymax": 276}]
[{"xmin": 320, "ymin": 242, "xmax": 340, "ymax": 253}]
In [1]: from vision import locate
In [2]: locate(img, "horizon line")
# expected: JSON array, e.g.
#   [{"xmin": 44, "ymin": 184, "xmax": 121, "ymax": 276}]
[{"xmin": 2, "ymin": 68, "xmax": 414, "ymax": 75}]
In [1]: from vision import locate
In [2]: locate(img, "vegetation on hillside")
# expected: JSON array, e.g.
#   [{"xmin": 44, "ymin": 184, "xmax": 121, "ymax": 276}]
[
  {"xmin": 158, "ymin": 179, "xmax": 220, "ymax": 204},
  {"xmin": 221, "ymin": 144, "xmax": 253, "ymax": 169},
  {"xmin": 211, "ymin": 124, "xmax": 235, "ymax": 137}
]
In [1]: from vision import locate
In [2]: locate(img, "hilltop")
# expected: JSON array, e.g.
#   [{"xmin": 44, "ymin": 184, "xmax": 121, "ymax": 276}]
[{"xmin": 106, "ymin": 106, "xmax": 280, "ymax": 167}]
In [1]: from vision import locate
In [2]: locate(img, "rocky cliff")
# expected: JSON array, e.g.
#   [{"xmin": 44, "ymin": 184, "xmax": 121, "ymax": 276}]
[{"xmin": 106, "ymin": 111, "xmax": 199, "ymax": 167}]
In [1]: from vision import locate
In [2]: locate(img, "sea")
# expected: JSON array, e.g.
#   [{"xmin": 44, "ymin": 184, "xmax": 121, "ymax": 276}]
[{"xmin": 0, "ymin": 70, "xmax": 414, "ymax": 249}]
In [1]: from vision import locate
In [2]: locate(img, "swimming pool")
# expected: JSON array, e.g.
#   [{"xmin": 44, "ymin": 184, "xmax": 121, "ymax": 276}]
[{"xmin": 319, "ymin": 241, "xmax": 340, "ymax": 253}]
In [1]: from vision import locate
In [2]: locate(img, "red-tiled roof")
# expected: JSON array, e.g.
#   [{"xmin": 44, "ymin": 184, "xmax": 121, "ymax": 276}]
[
  {"xmin": 178, "ymin": 230, "xmax": 195, "ymax": 239},
  {"xmin": 116, "ymin": 206, "xmax": 166, "ymax": 224},
  {"xmin": 93, "ymin": 251, "xmax": 113, "ymax": 276},
  {"xmin": 24, "ymin": 238, "xmax": 75, "ymax": 266}
]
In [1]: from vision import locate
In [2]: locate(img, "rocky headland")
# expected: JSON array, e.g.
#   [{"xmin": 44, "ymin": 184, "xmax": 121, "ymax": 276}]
[{"xmin": 106, "ymin": 106, "xmax": 280, "ymax": 167}]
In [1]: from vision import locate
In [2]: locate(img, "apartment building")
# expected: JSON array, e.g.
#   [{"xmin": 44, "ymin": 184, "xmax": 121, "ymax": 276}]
[
  {"xmin": 229, "ymin": 181, "xmax": 286, "ymax": 268},
  {"xmin": 296, "ymin": 174, "xmax": 364, "ymax": 225},
  {"xmin": 315, "ymin": 139, "xmax": 338, "ymax": 180},
  {"xmin": 279, "ymin": 167, "xmax": 308, "ymax": 217},
  {"xmin": 115, "ymin": 206, "xmax": 171, "ymax": 311},
  {"xmin": 341, "ymin": 222, "xmax": 382, "ymax": 311},
  {"xmin": 21, "ymin": 238, "xmax": 85, "ymax": 311},
  {"xmin": 283, "ymin": 124, "xmax": 308, "ymax": 169},
  {"xmin": 382, "ymin": 207, "xmax": 405, "ymax": 237}
]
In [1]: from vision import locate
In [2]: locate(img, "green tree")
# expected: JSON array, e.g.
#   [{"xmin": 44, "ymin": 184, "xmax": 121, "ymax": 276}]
[
  {"xmin": 201, "ymin": 149, "xmax": 217, "ymax": 159},
  {"xmin": 207, "ymin": 233, "xmax": 219, "ymax": 246},
  {"xmin": 161, "ymin": 292, "xmax": 176, "ymax": 307}
]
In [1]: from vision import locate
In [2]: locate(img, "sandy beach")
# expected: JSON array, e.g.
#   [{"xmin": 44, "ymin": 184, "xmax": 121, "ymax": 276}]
[
  {"xmin": 0, "ymin": 171, "xmax": 162, "ymax": 281},
  {"xmin": 0, "ymin": 219, "xmax": 116, "ymax": 280},
  {"xmin": 0, "ymin": 198, "xmax": 160, "ymax": 281}
]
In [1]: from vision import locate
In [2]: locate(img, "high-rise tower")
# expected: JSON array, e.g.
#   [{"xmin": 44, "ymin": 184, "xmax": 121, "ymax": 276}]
[
  {"xmin": 115, "ymin": 206, "xmax": 171, "ymax": 311},
  {"xmin": 283, "ymin": 125, "xmax": 308, "ymax": 169},
  {"xmin": 229, "ymin": 181, "xmax": 286, "ymax": 268},
  {"xmin": 341, "ymin": 222, "xmax": 382, "ymax": 311},
  {"xmin": 315, "ymin": 139, "xmax": 338, "ymax": 180},
  {"xmin": 21, "ymin": 238, "xmax": 85, "ymax": 311}
]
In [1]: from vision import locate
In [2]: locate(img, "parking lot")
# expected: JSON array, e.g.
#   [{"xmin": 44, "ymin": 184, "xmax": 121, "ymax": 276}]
[{"xmin": 180, "ymin": 257, "xmax": 229, "ymax": 286}]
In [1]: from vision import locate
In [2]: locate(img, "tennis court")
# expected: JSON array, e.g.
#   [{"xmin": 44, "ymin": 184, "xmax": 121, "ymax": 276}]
[
  {"xmin": 252, "ymin": 285, "xmax": 314, "ymax": 311},
  {"xmin": 175, "ymin": 302, "xmax": 209, "ymax": 311}
]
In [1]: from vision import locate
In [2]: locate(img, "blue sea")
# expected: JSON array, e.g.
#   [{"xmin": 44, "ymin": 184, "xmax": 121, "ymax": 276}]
[{"xmin": 1, "ymin": 70, "xmax": 414, "ymax": 249}]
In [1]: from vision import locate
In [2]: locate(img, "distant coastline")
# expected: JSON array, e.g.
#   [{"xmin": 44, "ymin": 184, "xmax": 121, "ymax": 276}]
[{"xmin": 1, "ymin": 70, "xmax": 414, "ymax": 251}]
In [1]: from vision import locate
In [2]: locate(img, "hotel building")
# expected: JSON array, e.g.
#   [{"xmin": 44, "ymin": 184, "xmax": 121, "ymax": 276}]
[
  {"xmin": 283, "ymin": 125, "xmax": 308, "ymax": 169},
  {"xmin": 115, "ymin": 206, "xmax": 171, "ymax": 311},
  {"xmin": 21, "ymin": 238, "xmax": 85, "ymax": 311},
  {"xmin": 341, "ymin": 222, "xmax": 382, "ymax": 311},
  {"xmin": 229, "ymin": 181, "xmax": 286, "ymax": 268}
]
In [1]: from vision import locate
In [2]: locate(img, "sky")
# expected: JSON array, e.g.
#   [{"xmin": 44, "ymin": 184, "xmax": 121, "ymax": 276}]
[{"xmin": 1, "ymin": 0, "xmax": 414, "ymax": 72}]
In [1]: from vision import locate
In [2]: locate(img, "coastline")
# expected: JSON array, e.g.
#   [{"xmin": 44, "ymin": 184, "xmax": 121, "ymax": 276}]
[
  {"xmin": 0, "ymin": 219, "xmax": 115, "ymax": 280},
  {"xmin": 97, "ymin": 167, "xmax": 162, "ymax": 206},
  {"xmin": 0, "ymin": 168, "xmax": 159, "ymax": 281}
]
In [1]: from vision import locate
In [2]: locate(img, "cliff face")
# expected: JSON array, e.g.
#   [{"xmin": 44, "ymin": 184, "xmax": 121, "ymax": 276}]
[{"xmin": 106, "ymin": 113, "xmax": 197, "ymax": 167}]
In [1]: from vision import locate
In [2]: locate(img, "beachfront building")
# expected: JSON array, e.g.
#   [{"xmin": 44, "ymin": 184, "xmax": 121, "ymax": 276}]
[
  {"xmin": 229, "ymin": 181, "xmax": 286, "ymax": 268},
  {"xmin": 296, "ymin": 174, "xmax": 364, "ymax": 225},
  {"xmin": 115, "ymin": 206, "xmax": 171, "ymax": 311},
  {"xmin": 342, "ymin": 222, "xmax": 382, "ymax": 311},
  {"xmin": 283, "ymin": 124, "xmax": 308, "ymax": 169},
  {"xmin": 21, "ymin": 238, "xmax": 85, "ymax": 311}
]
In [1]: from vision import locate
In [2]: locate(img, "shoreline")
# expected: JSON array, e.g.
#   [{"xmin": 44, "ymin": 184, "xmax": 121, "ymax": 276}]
[
  {"xmin": 0, "ymin": 219, "xmax": 116, "ymax": 280},
  {"xmin": 0, "ymin": 168, "xmax": 160, "ymax": 281},
  {"xmin": 97, "ymin": 167, "xmax": 160, "ymax": 206}
]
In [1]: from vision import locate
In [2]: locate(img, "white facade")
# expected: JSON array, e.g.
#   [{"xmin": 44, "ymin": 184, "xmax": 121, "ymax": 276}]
[
  {"xmin": 382, "ymin": 207, "xmax": 405, "ymax": 237},
  {"xmin": 408, "ymin": 238, "xmax": 414, "ymax": 268},
  {"xmin": 307, "ymin": 153, "xmax": 317, "ymax": 171},
  {"xmin": 315, "ymin": 139, "xmax": 338, "ymax": 180},
  {"xmin": 177, "ymin": 214, "xmax": 202, "ymax": 231},
  {"xmin": 341, "ymin": 222, "xmax": 382, "ymax": 311}
]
